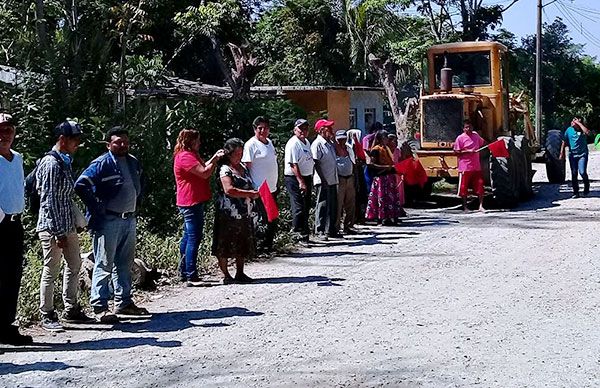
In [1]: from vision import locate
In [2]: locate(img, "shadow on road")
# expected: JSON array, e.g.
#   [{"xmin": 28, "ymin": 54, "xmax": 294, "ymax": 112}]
[
  {"xmin": 251, "ymin": 276, "xmax": 345, "ymax": 285},
  {"xmin": 0, "ymin": 361, "xmax": 82, "ymax": 375},
  {"xmin": 0, "ymin": 337, "xmax": 181, "ymax": 354},
  {"xmin": 117, "ymin": 307, "xmax": 264, "ymax": 333}
]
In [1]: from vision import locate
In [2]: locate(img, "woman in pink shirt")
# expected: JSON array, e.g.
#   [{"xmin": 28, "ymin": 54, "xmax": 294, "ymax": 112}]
[{"xmin": 173, "ymin": 129, "xmax": 224, "ymax": 284}]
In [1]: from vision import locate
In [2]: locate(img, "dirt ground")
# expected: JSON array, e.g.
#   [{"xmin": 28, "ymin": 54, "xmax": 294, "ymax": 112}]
[{"xmin": 2, "ymin": 152, "xmax": 600, "ymax": 388}]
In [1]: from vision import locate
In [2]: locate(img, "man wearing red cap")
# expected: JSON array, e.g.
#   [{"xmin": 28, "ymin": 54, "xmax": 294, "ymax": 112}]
[{"xmin": 311, "ymin": 119, "xmax": 339, "ymax": 240}]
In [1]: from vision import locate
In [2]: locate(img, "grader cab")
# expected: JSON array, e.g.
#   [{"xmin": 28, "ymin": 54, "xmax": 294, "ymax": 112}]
[{"xmin": 417, "ymin": 41, "xmax": 537, "ymax": 207}]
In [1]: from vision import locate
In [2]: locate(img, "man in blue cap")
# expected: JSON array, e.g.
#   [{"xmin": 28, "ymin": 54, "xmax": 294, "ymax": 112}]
[{"xmin": 36, "ymin": 120, "xmax": 94, "ymax": 332}]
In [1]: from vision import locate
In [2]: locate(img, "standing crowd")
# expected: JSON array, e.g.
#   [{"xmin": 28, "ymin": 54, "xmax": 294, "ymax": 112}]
[{"xmin": 0, "ymin": 112, "xmax": 410, "ymax": 343}]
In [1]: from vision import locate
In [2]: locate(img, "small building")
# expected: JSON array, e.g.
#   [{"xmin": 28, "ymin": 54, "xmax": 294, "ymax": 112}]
[{"xmin": 252, "ymin": 86, "xmax": 387, "ymax": 133}]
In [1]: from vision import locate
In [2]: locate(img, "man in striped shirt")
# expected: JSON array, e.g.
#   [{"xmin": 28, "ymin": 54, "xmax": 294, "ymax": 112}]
[{"xmin": 36, "ymin": 121, "xmax": 93, "ymax": 331}]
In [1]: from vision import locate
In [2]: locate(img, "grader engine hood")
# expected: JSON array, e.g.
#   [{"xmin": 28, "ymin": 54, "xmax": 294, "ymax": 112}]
[
  {"xmin": 420, "ymin": 95, "xmax": 465, "ymax": 149},
  {"xmin": 420, "ymin": 93, "xmax": 495, "ymax": 149}
]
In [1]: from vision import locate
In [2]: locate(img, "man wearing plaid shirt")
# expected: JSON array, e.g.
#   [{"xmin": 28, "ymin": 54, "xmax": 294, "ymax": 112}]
[{"xmin": 36, "ymin": 121, "xmax": 93, "ymax": 331}]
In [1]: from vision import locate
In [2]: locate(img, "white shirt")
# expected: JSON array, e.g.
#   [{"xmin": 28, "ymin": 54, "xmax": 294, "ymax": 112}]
[
  {"xmin": 0, "ymin": 150, "xmax": 25, "ymax": 214},
  {"xmin": 284, "ymin": 136, "xmax": 314, "ymax": 177},
  {"xmin": 242, "ymin": 136, "xmax": 278, "ymax": 192}
]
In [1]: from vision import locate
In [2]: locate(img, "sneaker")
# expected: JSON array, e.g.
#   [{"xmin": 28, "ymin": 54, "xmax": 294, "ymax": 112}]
[
  {"xmin": 114, "ymin": 303, "xmax": 150, "ymax": 317},
  {"xmin": 63, "ymin": 307, "xmax": 95, "ymax": 323},
  {"xmin": 93, "ymin": 309, "xmax": 119, "ymax": 324},
  {"xmin": 234, "ymin": 273, "xmax": 254, "ymax": 284},
  {"xmin": 572, "ymin": 193, "xmax": 580, "ymax": 199},
  {"xmin": 0, "ymin": 326, "xmax": 33, "ymax": 345},
  {"xmin": 315, "ymin": 233, "xmax": 328, "ymax": 241},
  {"xmin": 41, "ymin": 312, "xmax": 64, "ymax": 332}
]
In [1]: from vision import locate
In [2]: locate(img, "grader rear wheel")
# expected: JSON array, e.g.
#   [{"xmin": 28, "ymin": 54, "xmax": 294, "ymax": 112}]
[{"xmin": 545, "ymin": 129, "xmax": 566, "ymax": 183}]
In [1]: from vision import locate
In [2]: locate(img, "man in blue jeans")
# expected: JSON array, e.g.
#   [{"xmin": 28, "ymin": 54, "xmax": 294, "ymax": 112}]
[
  {"xmin": 75, "ymin": 126, "xmax": 149, "ymax": 323},
  {"xmin": 560, "ymin": 117, "xmax": 590, "ymax": 198}
]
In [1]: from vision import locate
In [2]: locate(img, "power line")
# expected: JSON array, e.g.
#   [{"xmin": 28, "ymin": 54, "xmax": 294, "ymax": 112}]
[{"xmin": 553, "ymin": 1, "xmax": 600, "ymax": 50}]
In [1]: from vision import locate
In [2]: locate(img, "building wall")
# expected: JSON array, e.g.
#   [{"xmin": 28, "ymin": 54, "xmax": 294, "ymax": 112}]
[
  {"xmin": 326, "ymin": 90, "xmax": 350, "ymax": 130},
  {"xmin": 349, "ymin": 90, "xmax": 385, "ymax": 134},
  {"xmin": 285, "ymin": 90, "xmax": 328, "ymax": 114}
]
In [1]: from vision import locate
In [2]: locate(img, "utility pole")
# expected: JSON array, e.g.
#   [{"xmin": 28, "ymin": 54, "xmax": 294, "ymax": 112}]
[
  {"xmin": 536, "ymin": 0, "xmax": 559, "ymax": 146},
  {"xmin": 535, "ymin": 0, "xmax": 542, "ymax": 146}
]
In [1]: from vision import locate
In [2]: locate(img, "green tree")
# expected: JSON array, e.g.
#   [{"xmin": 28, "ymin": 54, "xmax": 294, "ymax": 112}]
[{"xmin": 253, "ymin": 0, "xmax": 353, "ymax": 85}]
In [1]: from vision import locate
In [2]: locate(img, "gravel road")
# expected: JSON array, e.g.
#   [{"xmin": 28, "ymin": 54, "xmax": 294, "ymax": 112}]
[{"xmin": 2, "ymin": 153, "xmax": 600, "ymax": 388}]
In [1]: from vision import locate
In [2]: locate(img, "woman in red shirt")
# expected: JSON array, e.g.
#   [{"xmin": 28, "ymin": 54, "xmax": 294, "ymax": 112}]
[{"xmin": 173, "ymin": 129, "xmax": 224, "ymax": 284}]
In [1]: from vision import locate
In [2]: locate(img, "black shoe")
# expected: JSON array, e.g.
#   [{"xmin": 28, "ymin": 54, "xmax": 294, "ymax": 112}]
[
  {"xmin": 0, "ymin": 326, "xmax": 33, "ymax": 345},
  {"xmin": 63, "ymin": 307, "xmax": 95, "ymax": 323},
  {"xmin": 234, "ymin": 273, "xmax": 254, "ymax": 284},
  {"xmin": 328, "ymin": 232, "xmax": 343, "ymax": 239},
  {"xmin": 93, "ymin": 308, "xmax": 119, "ymax": 323},
  {"xmin": 343, "ymin": 228, "xmax": 359, "ymax": 235},
  {"xmin": 572, "ymin": 193, "xmax": 580, "ymax": 199},
  {"xmin": 41, "ymin": 311, "xmax": 64, "ymax": 332},
  {"xmin": 222, "ymin": 276, "xmax": 235, "ymax": 285}
]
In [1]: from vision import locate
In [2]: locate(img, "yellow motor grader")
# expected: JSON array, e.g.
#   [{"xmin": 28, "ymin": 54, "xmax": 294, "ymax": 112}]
[{"xmin": 415, "ymin": 41, "xmax": 564, "ymax": 207}]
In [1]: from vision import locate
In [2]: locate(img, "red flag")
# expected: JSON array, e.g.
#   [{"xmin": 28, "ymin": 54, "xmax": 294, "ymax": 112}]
[
  {"xmin": 395, "ymin": 158, "xmax": 428, "ymax": 188},
  {"xmin": 488, "ymin": 139, "xmax": 509, "ymax": 158},
  {"xmin": 258, "ymin": 181, "xmax": 279, "ymax": 222}
]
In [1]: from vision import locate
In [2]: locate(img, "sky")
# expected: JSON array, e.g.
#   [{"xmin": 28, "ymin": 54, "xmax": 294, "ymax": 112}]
[{"xmin": 488, "ymin": 0, "xmax": 600, "ymax": 59}]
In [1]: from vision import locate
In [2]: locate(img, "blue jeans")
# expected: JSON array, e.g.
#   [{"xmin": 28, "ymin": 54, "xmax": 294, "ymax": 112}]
[
  {"xmin": 178, "ymin": 203, "xmax": 205, "ymax": 281},
  {"xmin": 91, "ymin": 215, "xmax": 136, "ymax": 310},
  {"xmin": 569, "ymin": 153, "xmax": 589, "ymax": 195}
]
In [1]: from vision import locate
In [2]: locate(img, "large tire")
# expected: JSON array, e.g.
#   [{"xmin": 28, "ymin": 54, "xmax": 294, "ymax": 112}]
[
  {"xmin": 513, "ymin": 135, "xmax": 534, "ymax": 199},
  {"xmin": 545, "ymin": 129, "xmax": 566, "ymax": 183},
  {"xmin": 490, "ymin": 137, "xmax": 518, "ymax": 208}
]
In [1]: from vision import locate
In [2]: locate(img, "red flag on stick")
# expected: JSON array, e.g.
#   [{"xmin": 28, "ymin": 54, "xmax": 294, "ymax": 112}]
[
  {"xmin": 395, "ymin": 158, "xmax": 428, "ymax": 188},
  {"xmin": 258, "ymin": 181, "xmax": 279, "ymax": 222},
  {"xmin": 487, "ymin": 139, "xmax": 509, "ymax": 158}
]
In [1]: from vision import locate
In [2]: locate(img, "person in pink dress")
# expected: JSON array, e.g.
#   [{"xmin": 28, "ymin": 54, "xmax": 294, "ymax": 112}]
[{"xmin": 453, "ymin": 120, "xmax": 486, "ymax": 212}]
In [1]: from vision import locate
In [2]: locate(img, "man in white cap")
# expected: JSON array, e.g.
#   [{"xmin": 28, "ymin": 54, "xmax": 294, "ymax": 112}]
[
  {"xmin": 334, "ymin": 130, "xmax": 357, "ymax": 234},
  {"xmin": 37, "ymin": 120, "xmax": 94, "ymax": 332},
  {"xmin": 284, "ymin": 119, "xmax": 314, "ymax": 243},
  {"xmin": 0, "ymin": 113, "xmax": 33, "ymax": 345}
]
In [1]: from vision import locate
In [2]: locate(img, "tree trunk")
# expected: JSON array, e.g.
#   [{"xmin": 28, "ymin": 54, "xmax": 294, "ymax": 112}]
[
  {"xmin": 368, "ymin": 53, "xmax": 417, "ymax": 140},
  {"xmin": 227, "ymin": 42, "xmax": 263, "ymax": 100}
]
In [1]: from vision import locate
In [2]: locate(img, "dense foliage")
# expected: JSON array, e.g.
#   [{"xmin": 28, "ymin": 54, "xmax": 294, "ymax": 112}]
[{"xmin": 1, "ymin": 0, "xmax": 600, "ymax": 322}]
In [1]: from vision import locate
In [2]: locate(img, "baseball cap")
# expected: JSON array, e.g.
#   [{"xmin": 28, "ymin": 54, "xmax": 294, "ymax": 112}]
[
  {"xmin": 294, "ymin": 118, "xmax": 308, "ymax": 128},
  {"xmin": 335, "ymin": 130, "xmax": 347, "ymax": 140},
  {"xmin": 314, "ymin": 119, "xmax": 335, "ymax": 132},
  {"xmin": 0, "ymin": 113, "xmax": 14, "ymax": 126},
  {"xmin": 54, "ymin": 120, "xmax": 83, "ymax": 137}
]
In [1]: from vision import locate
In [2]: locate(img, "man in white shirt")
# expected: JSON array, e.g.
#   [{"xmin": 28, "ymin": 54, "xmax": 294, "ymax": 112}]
[
  {"xmin": 0, "ymin": 113, "xmax": 33, "ymax": 345},
  {"xmin": 311, "ymin": 119, "xmax": 339, "ymax": 240},
  {"xmin": 242, "ymin": 116, "xmax": 279, "ymax": 253},
  {"xmin": 284, "ymin": 119, "xmax": 315, "ymax": 243}
]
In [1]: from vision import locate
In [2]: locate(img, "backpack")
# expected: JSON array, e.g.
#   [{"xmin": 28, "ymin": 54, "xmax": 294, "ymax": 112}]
[{"xmin": 24, "ymin": 151, "xmax": 64, "ymax": 214}]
